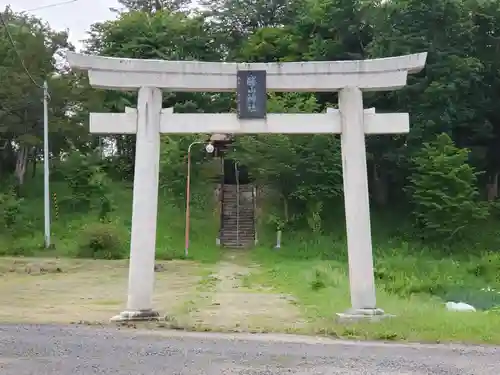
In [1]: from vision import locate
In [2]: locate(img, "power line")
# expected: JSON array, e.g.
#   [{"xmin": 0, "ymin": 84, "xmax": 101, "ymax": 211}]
[
  {"xmin": 24, "ymin": 0, "xmax": 80, "ymax": 13},
  {"xmin": 0, "ymin": 10, "xmax": 43, "ymax": 89}
]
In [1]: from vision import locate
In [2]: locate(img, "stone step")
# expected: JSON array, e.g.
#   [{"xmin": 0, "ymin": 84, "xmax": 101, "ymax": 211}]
[
  {"xmin": 222, "ymin": 225, "xmax": 254, "ymax": 229},
  {"xmin": 221, "ymin": 239, "xmax": 255, "ymax": 244},
  {"xmin": 221, "ymin": 226, "xmax": 254, "ymax": 230},
  {"xmin": 223, "ymin": 185, "xmax": 254, "ymax": 190},
  {"xmin": 222, "ymin": 225, "xmax": 253, "ymax": 228},
  {"xmin": 221, "ymin": 235, "xmax": 254, "ymax": 239},
  {"xmin": 223, "ymin": 192, "xmax": 254, "ymax": 197},
  {"xmin": 221, "ymin": 239, "xmax": 254, "ymax": 242},
  {"xmin": 221, "ymin": 238, "xmax": 254, "ymax": 242},
  {"xmin": 222, "ymin": 232, "xmax": 254, "ymax": 235},
  {"xmin": 221, "ymin": 228, "xmax": 255, "ymax": 233},
  {"xmin": 220, "ymin": 233, "xmax": 255, "ymax": 240},
  {"xmin": 222, "ymin": 192, "xmax": 254, "ymax": 196},
  {"xmin": 221, "ymin": 229, "xmax": 254, "ymax": 234}
]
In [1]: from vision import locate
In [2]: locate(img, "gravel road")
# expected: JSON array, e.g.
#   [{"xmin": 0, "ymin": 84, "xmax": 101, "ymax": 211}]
[{"xmin": 0, "ymin": 324, "xmax": 498, "ymax": 374}]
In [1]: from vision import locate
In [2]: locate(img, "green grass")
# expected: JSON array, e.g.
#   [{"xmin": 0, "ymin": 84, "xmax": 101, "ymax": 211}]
[
  {"xmin": 0, "ymin": 176, "xmax": 222, "ymax": 263},
  {"xmin": 249, "ymin": 233, "xmax": 500, "ymax": 344}
]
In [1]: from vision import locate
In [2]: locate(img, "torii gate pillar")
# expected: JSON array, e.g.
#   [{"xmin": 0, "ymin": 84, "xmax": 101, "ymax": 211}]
[{"xmin": 67, "ymin": 51, "xmax": 427, "ymax": 322}]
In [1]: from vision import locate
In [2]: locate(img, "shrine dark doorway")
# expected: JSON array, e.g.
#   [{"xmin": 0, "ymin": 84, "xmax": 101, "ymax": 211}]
[{"xmin": 223, "ymin": 159, "xmax": 251, "ymax": 185}]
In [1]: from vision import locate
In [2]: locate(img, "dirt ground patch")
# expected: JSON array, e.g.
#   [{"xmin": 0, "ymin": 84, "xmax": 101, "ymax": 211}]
[
  {"xmin": 0, "ymin": 257, "xmax": 205, "ymax": 324},
  {"xmin": 0, "ymin": 255, "xmax": 307, "ymax": 333},
  {"xmin": 174, "ymin": 253, "xmax": 308, "ymax": 333}
]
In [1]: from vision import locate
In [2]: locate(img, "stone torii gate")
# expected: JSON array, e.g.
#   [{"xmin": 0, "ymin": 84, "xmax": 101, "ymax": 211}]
[{"xmin": 67, "ymin": 52, "xmax": 427, "ymax": 322}]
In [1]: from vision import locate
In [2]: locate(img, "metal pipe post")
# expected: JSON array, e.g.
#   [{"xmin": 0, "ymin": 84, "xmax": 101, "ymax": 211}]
[
  {"xmin": 43, "ymin": 80, "xmax": 51, "ymax": 248},
  {"xmin": 235, "ymin": 161, "xmax": 240, "ymax": 248},
  {"xmin": 184, "ymin": 141, "xmax": 202, "ymax": 257}
]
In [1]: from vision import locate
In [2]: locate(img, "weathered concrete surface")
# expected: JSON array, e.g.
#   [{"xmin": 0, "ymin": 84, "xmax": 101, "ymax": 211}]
[{"xmin": 0, "ymin": 325, "xmax": 498, "ymax": 374}]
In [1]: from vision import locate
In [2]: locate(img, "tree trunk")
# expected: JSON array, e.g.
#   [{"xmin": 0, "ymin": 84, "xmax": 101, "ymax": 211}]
[
  {"xmin": 372, "ymin": 163, "xmax": 388, "ymax": 206},
  {"xmin": 15, "ymin": 145, "xmax": 29, "ymax": 187},
  {"xmin": 283, "ymin": 195, "xmax": 289, "ymax": 222},
  {"xmin": 31, "ymin": 148, "xmax": 37, "ymax": 178},
  {"xmin": 486, "ymin": 172, "xmax": 499, "ymax": 201}
]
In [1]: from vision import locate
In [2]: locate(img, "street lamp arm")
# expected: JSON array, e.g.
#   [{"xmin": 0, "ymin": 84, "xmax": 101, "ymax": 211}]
[{"xmin": 187, "ymin": 141, "xmax": 203, "ymax": 153}]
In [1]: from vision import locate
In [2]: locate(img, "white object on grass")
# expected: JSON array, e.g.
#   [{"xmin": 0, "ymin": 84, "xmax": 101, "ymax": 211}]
[{"xmin": 446, "ymin": 302, "xmax": 476, "ymax": 312}]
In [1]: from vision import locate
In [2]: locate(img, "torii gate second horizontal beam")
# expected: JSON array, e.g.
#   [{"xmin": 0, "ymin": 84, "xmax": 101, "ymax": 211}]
[{"xmin": 89, "ymin": 109, "xmax": 409, "ymax": 135}]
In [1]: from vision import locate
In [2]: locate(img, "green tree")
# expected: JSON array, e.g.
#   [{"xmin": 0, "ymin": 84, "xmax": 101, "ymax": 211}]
[
  {"xmin": 0, "ymin": 8, "xmax": 78, "ymax": 188},
  {"xmin": 406, "ymin": 133, "xmax": 488, "ymax": 241},
  {"xmin": 115, "ymin": 0, "xmax": 192, "ymax": 13},
  {"xmin": 367, "ymin": 0, "xmax": 493, "ymax": 205},
  {"xmin": 84, "ymin": 9, "xmax": 227, "ymax": 178}
]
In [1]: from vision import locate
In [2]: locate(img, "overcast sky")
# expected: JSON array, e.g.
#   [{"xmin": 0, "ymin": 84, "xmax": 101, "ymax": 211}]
[{"xmin": 0, "ymin": 0, "xmax": 119, "ymax": 49}]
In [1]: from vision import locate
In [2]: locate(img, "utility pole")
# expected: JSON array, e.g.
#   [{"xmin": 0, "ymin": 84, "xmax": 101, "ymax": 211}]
[{"xmin": 43, "ymin": 80, "xmax": 50, "ymax": 248}]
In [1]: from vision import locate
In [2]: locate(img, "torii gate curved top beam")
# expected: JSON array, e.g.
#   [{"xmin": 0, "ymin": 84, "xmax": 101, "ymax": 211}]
[{"xmin": 66, "ymin": 52, "xmax": 427, "ymax": 92}]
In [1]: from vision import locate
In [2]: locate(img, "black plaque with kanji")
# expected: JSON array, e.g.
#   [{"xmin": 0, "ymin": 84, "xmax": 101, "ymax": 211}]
[{"xmin": 236, "ymin": 70, "xmax": 267, "ymax": 119}]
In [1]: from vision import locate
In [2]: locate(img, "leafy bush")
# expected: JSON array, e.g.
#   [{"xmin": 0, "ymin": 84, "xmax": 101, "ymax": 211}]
[
  {"xmin": 0, "ymin": 190, "xmax": 35, "ymax": 238},
  {"xmin": 0, "ymin": 191, "xmax": 23, "ymax": 229},
  {"xmin": 467, "ymin": 252, "xmax": 500, "ymax": 284},
  {"xmin": 0, "ymin": 243, "xmax": 35, "ymax": 257},
  {"xmin": 56, "ymin": 150, "xmax": 115, "ymax": 220},
  {"xmin": 406, "ymin": 133, "xmax": 488, "ymax": 241},
  {"xmin": 77, "ymin": 223, "xmax": 126, "ymax": 260}
]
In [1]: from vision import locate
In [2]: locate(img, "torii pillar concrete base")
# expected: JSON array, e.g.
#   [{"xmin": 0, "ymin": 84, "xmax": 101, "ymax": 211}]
[
  {"xmin": 336, "ymin": 308, "xmax": 395, "ymax": 323},
  {"xmin": 110, "ymin": 309, "xmax": 160, "ymax": 322}
]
